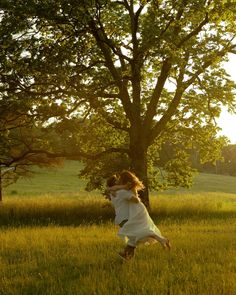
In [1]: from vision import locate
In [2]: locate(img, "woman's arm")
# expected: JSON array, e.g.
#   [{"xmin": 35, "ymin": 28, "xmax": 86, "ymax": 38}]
[
  {"xmin": 129, "ymin": 188, "xmax": 140, "ymax": 202},
  {"xmin": 129, "ymin": 195, "xmax": 140, "ymax": 203},
  {"xmin": 107, "ymin": 184, "xmax": 127, "ymax": 191}
]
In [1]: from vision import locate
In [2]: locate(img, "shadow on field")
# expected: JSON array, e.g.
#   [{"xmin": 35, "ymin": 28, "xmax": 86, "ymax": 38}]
[
  {"xmin": 0, "ymin": 200, "xmax": 235, "ymax": 228},
  {"xmin": 152, "ymin": 209, "xmax": 236, "ymax": 224},
  {"xmin": 0, "ymin": 202, "xmax": 114, "ymax": 228}
]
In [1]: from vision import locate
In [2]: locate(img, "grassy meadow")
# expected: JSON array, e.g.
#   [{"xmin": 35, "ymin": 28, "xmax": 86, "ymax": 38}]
[{"xmin": 1, "ymin": 161, "xmax": 236, "ymax": 295}]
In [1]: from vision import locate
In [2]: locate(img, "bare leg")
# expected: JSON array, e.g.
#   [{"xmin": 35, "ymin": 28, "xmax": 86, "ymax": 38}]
[
  {"xmin": 118, "ymin": 236, "xmax": 136, "ymax": 260},
  {"xmin": 118, "ymin": 245, "xmax": 136, "ymax": 260},
  {"xmin": 152, "ymin": 235, "xmax": 171, "ymax": 249}
]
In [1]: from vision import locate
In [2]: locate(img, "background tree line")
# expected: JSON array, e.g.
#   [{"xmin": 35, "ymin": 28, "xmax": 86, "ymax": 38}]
[{"xmin": 159, "ymin": 142, "xmax": 236, "ymax": 176}]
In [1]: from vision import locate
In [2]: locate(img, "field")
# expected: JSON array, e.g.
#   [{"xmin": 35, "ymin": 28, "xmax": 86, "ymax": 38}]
[{"xmin": 1, "ymin": 161, "xmax": 236, "ymax": 295}]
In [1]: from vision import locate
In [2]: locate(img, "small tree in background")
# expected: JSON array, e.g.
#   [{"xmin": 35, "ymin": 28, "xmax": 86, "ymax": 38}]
[
  {"xmin": 0, "ymin": 111, "xmax": 64, "ymax": 201},
  {"xmin": 218, "ymin": 144, "xmax": 236, "ymax": 176}
]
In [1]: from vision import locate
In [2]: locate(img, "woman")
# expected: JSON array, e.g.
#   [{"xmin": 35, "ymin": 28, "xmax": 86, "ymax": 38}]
[{"xmin": 107, "ymin": 170, "xmax": 171, "ymax": 260}]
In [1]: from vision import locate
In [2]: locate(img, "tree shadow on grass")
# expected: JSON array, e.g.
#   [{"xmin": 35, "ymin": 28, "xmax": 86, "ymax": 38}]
[
  {"xmin": 151, "ymin": 209, "xmax": 236, "ymax": 224},
  {"xmin": 2, "ymin": 244, "xmax": 125, "ymax": 295},
  {"xmin": 0, "ymin": 205, "xmax": 235, "ymax": 228}
]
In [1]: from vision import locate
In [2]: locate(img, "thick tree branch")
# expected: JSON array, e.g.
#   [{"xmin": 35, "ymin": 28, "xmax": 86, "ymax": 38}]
[
  {"xmin": 96, "ymin": 24, "xmax": 132, "ymax": 64},
  {"xmin": 149, "ymin": 87, "xmax": 184, "ymax": 145},
  {"xmin": 149, "ymin": 43, "xmax": 234, "ymax": 145},
  {"xmin": 147, "ymin": 50, "xmax": 189, "ymax": 144},
  {"xmin": 96, "ymin": 92, "xmax": 120, "ymax": 99},
  {"xmin": 88, "ymin": 20, "xmax": 121, "ymax": 82},
  {"xmin": 0, "ymin": 123, "xmax": 30, "ymax": 132},
  {"xmin": 143, "ymin": 58, "xmax": 172, "ymax": 128},
  {"xmin": 186, "ymin": 56, "xmax": 223, "ymax": 88},
  {"xmin": 96, "ymin": 108, "xmax": 129, "ymax": 132},
  {"xmin": 2, "ymin": 147, "xmax": 130, "ymax": 166},
  {"xmin": 87, "ymin": 15, "xmax": 133, "ymax": 122},
  {"xmin": 128, "ymin": 2, "xmax": 143, "ymax": 120},
  {"xmin": 177, "ymin": 14, "xmax": 209, "ymax": 48}
]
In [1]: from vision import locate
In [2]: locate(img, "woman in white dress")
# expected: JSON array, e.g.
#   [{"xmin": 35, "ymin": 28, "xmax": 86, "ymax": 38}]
[{"xmin": 106, "ymin": 171, "xmax": 171, "ymax": 260}]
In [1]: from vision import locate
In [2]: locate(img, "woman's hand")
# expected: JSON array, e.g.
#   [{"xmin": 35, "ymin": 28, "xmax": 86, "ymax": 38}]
[
  {"xmin": 130, "ymin": 196, "xmax": 141, "ymax": 203},
  {"xmin": 107, "ymin": 184, "xmax": 127, "ymax": 191}
]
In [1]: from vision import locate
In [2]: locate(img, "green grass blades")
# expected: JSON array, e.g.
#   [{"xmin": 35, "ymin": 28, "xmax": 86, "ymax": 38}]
[
  {"xmin": 0, "ymin": 193, "xmax": 236, "ymax": 295},
  {"xmin": 1, "ymin": 163, "xmax": 236, "ymax": 295},
  {"xmin": 0, "ymin": 221, "xmax": 235, "ymax": 295}
]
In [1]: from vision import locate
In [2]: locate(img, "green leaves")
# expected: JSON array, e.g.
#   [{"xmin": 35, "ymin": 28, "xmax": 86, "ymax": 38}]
[{"xmin": 1, "ymin": 0, "xmax": 236, "ymax": 199}]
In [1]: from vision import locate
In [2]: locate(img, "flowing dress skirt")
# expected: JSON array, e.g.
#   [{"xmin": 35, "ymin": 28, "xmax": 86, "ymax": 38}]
[{"xmin": 118, "ymin": 201, "xmax": 166, "ymax": 246}]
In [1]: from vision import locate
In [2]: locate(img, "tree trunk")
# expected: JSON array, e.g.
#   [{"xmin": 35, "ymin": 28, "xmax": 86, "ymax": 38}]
[
  {"xmin": 129, "ymin": 139, "xmax": 150, "ymax": 209},
  {"xmin": 0, "ymin": 168, "xmax": 2, "ymax": 202}
]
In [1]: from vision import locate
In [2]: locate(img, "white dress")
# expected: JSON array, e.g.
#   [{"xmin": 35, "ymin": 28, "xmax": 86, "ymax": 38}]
[
  {"xmin": 117, "ymin": 192, "xmax": 166, "ymax": 246},
  {"xmin": 110, "ymin": 189, "xmax": 133, "ymax": 225}
]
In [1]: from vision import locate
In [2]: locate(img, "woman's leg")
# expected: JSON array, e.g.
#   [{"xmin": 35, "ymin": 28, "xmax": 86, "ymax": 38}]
[
  {"xmin": 118, "ymin": 236, "xmax": 136, "ymax": 260},
  {"xmin": 153, "ymin": 235, "xmax": 171, "ymax": 249}
]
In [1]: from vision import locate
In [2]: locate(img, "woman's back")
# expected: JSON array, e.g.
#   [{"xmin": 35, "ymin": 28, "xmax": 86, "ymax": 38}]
[{"xmin": 110, "ymin": 189, "xmax": 133, "ymax": 225}]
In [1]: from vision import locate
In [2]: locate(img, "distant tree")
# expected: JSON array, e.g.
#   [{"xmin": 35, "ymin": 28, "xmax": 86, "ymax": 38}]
[
  {"xmin": 1, "ymin": 0, "xmax": 236, "ymax": 206},
  {"xmin": 0, "ymin": 110, "xmax": 64, "ymax": 201},
  {"xmin": 219, "ymin": 144, "xmax": 236, "ymax": 176}
]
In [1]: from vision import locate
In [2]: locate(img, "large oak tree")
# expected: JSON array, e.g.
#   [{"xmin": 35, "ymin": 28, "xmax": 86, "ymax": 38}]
[{"xmin": 1, "ymin": 0, "xmax": 236, "ymax": 206}]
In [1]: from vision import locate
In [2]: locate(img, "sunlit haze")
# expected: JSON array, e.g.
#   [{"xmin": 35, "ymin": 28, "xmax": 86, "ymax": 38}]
[{"xmin": 217, "ymin": 54, "xmax": 236, "ymax": 144}]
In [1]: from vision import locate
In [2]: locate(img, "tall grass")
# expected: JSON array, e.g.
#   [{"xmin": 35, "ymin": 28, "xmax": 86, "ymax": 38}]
[
  {"xmin": 0, "ymin": 210, "xmax": 236, "ymax": 294},
  {"xmin": 1, "ymin": 163, "xmax": 236, "ymax": 294},
  {"xmin": 0, "ymin": 194, "xmax": 236, "ymax": 294},
  {"xmin": 0, "ymin": 196, "xmax": 113, "ymax": 227},
  {"xmin": 1, "ymin": 193, "xmax": 236, "ymax": 227}
]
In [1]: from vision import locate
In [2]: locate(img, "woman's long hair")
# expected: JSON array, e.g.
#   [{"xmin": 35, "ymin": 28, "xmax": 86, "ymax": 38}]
[
  {"xmin": 119, "ymin": 170, "xmax": 145, "ymax": 191},
  {"xmin": 106, "ymin": 174, "xmax": 118, "ymax": 187}
]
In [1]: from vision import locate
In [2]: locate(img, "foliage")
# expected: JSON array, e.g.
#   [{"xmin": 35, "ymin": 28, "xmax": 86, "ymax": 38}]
[
  {"xmin": 1, "ymin": 0, "xmax": 236, "ymax": 203},
  {"xmin": 220, "ymin": 144, "xmax": 236, "ymax": 175},
  {"xmin": 0, "ymin": 110, "xmax": 63, "ymax": 192}
]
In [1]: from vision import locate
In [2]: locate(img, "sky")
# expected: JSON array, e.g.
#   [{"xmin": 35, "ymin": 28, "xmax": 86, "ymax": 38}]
[{"xmin": 216, "ymin": 54, "xmax": 236, "ymax": 144}]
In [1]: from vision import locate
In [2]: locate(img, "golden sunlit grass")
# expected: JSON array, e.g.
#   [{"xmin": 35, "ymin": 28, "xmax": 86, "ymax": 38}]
[
  {"xmin": 0, "ymin": 193, "xmax": 236, "ymax": 295},
  {"xmin": 1, "ymin": 162, "xmax": 236, "ymax": 294}
]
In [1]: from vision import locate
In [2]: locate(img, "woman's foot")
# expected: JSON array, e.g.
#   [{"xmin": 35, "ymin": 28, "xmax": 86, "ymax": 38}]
[
  {"xmin": 118, "ymin": 251, "xmax": 129, "ymax": 261},
  {"xmin": 165, "ymin": 239, "xmax": 171, "ymax": 250},
  {"xmin": 118, "ymin": 245, "xmax": 135, "ymax": 260}
]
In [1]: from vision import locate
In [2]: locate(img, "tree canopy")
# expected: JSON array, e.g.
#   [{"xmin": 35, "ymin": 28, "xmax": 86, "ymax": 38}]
[{"xmin": 1, "ymin": 0, "xmax": 236, "ymax": 206}]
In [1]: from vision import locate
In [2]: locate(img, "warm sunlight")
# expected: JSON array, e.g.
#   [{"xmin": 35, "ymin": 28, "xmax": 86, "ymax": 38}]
[{"xmin": 217, "ymin": 54, "xmax": 236, "ymax": 143}]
